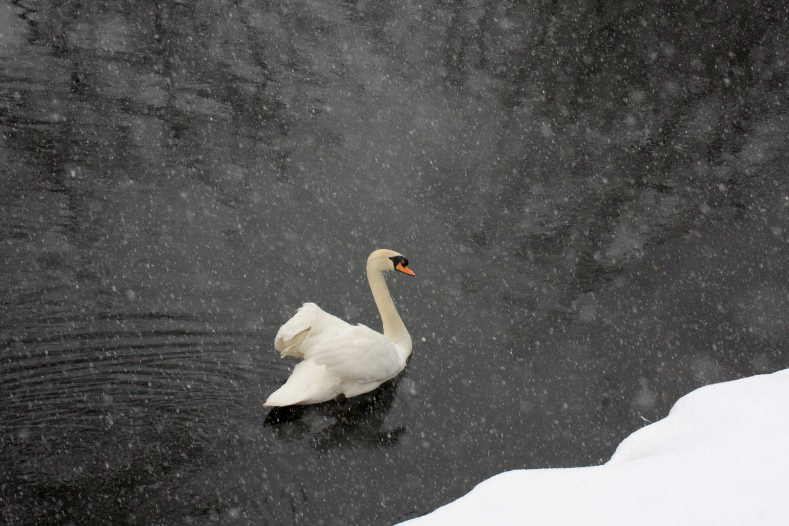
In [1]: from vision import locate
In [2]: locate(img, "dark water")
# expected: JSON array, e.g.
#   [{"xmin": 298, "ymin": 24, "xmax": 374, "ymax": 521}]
[{"xmin": 2, "ymin": 1, "xmax": 788, "ymax": 524}]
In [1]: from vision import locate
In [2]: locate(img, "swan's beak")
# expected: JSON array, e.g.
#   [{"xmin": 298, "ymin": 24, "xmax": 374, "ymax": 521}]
[{"xmin": 395, "ymin": 263, "xmax": 415, "ymax": 276}]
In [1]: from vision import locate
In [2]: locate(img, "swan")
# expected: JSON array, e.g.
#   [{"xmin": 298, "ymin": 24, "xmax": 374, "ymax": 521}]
[{"xmin": 264, "ymin": 249, "xmax": 415, "ymax": 407}]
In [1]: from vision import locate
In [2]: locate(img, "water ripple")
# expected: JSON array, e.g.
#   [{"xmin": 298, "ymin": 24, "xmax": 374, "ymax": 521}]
[{"xmin": 0, "ymin": 312, "xmax": 283, "ymax": 457}]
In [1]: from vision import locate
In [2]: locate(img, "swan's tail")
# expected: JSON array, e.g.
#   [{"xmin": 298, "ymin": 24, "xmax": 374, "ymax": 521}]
[
  {"xmin": 263, "ymin": 386, "xmax": 302, "ymax": 407},
  {"xmin": 263, "ymin": 361, "xmax": 339, "ymax": 407}
]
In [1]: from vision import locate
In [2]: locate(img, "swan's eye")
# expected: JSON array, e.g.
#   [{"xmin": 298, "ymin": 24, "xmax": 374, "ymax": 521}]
[{"xmin": 389, "ymin": 254, "xmax": 415, "ymax": 276}]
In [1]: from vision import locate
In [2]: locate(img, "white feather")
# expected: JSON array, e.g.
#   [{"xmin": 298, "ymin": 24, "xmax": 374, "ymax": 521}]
[{"xmin": 305, "ymin": 323, "xmax": 404, "ymax": 383}]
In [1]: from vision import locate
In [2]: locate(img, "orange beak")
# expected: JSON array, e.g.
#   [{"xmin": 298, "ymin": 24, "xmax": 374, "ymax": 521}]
[{"xmin": 395, "ymin": 263, "xmax": 415, "ymax": 276}]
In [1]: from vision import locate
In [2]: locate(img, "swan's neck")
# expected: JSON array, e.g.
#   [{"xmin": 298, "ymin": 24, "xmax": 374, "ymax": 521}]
[{"xmin": 367, "ymin": 266, "xmax": 411, "ymax": 357}]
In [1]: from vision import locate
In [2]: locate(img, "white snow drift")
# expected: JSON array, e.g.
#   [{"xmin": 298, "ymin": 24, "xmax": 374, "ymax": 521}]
[{"xmin": 402, "ymin": 368, "xmax": 789, "ymax": 526}]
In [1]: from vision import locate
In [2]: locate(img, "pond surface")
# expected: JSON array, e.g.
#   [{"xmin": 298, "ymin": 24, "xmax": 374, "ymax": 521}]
[{"xmin": 2, "ymin": 1, "xmax": 788, "ymax": 524}]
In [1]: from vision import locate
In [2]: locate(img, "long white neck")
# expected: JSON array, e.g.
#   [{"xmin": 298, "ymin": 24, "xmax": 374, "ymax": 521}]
[{"xmin": 367, "ymin": 264, "xmax": 412, "ymax": 357}]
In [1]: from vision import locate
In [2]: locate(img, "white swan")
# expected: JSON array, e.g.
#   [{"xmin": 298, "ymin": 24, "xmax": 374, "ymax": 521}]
[{"xmin": 264, "ymin": 249, "xmax": 415, "ymax": 407}]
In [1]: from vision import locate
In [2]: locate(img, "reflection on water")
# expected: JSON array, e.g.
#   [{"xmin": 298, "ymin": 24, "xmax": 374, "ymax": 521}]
[
  {"xmin": 2, "ymin": 0, "xmax": 789, "ymax": 524},
  {"xmin": 265, "ymin": 379, "xmax": 406, "ymax": 452}
]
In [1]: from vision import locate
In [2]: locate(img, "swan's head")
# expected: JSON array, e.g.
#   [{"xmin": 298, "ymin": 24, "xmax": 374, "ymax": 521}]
[{"xmin": 367, "ymin": 249, "xmax": 415, "ymax": 276}]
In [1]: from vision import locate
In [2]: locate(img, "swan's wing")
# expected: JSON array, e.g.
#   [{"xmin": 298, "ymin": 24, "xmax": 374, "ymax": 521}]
[
  {"xmin": 275, "ymin": 303, "xmax": 355, "ymax": 359},
  {"xmin": 274, "ymin": 303, "xmax": 325, "ymax": 358},
  {"xmin": 305, "ymin": 325, "xmax": 403, "ymax": 383}
]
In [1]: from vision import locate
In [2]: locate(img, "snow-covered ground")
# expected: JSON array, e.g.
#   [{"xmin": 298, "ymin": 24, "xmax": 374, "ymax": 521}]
[{"xmin": 401, "ymin": 369, "xmax": 789, "ymax": 526}]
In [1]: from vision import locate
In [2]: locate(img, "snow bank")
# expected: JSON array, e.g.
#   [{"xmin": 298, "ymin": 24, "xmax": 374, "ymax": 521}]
[{"xmin": 401, "ymin": 369, "xmax": 789, "ymax": 526}]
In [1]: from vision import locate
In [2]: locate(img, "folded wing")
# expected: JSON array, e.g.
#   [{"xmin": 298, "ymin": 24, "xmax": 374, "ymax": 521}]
[{"xmin": 305, "ymin": 324, "xmax": 404, "ymax": 384}]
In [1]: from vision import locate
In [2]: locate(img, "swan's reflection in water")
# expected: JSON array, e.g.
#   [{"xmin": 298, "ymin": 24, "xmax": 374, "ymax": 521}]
[{"xmin": 264, "ymin": 378, "xmax": 406, "ymax": 452}]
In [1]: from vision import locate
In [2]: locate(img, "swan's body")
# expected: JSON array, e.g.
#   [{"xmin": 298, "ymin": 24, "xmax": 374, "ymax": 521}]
[{"xmin": 264, "ymin": 249, "xmax": 414, "ymax": 407}]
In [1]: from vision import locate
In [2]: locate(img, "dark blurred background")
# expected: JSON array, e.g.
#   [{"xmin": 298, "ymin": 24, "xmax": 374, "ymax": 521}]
[{"xmin": 1, "ymin": 1, "xmax": 788, "ymax": 524}]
